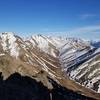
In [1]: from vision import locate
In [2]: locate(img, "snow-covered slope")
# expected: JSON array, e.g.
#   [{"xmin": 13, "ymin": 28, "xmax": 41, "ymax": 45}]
[
  {"xmin": 69, "ymin": 49, "xmax": 100, "ymax": 91},
  {"xmin": 0, "ymin": 32, "xmax": 19, "ymax": 58},
  {"xmin": 29, "ymin": 34, "xmax": 100, "ymax": 94},
  {"xmin": 29, "ymin": 35, "xmax": 66, "ymax": 57},
  {"xmin": 0, "ymin": 32, "xmax": 100, "ymax": 100}
]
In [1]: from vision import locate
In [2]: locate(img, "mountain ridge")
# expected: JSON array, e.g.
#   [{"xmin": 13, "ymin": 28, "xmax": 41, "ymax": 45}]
[{"xmin": 0, "ymin": 32, "xmax": 100, "ymax": 100}]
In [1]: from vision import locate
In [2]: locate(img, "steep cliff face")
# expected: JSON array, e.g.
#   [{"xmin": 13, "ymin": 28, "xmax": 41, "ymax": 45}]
[{"xmin": 0, "ymin": 32, "xmax": 100, "ymax": 100}]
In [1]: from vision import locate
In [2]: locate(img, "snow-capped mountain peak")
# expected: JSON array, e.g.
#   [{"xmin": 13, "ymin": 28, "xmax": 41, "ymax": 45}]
[{"xmin": 0, "ymin": 32, "xmax": 19, "ymax": 58}]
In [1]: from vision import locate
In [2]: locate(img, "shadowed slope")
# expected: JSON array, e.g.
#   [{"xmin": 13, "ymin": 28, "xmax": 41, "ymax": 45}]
[{"xmin": 0, "ymin": 73, "xmax": 95, "ymax": 100}]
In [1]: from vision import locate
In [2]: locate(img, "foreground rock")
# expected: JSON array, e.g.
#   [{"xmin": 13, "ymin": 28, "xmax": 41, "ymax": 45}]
[{"xmin": 0, "ymin": 73, "xmax": 95, "ymax": 100}]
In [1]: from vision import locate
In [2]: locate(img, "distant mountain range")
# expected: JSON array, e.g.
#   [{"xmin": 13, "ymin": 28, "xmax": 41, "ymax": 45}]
[{"xmin": 0, "ymin": 32, "xmax": 100, "ymax": 100}]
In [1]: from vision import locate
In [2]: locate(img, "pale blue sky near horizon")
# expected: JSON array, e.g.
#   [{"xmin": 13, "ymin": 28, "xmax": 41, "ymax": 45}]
[{"xmin": 0, "ymin": 0, "xmax": 100, "ymax": 40}]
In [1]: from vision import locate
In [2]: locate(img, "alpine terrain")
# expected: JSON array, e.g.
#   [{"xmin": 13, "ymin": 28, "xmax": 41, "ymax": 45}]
[{"xmin": 0, "ymin": 32, "xmax": 100, "ymax": 100}]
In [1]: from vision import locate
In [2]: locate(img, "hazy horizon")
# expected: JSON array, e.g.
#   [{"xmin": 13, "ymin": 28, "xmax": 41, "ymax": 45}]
[{"xmin": 0, "ymin": 0, "xmax": 100, "ymax": 40}]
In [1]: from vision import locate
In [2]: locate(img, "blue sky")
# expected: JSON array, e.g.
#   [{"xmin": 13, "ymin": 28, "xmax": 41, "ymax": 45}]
[{"xmin": 0, "ymin": 0, "xmax": 100, "ymax": 40}]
